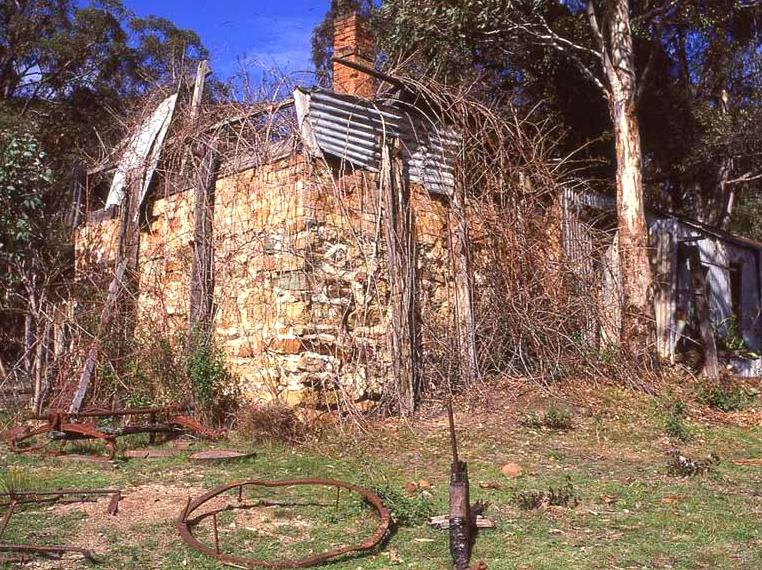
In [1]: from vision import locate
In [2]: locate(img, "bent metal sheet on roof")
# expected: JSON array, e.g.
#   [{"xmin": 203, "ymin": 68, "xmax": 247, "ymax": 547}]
[
  {"xmin": 105, "ymin": 93, "xmax": 178, "ymax": 212},
  {"xmin": 294, "ymin": 88, "xmax": 458, "ymax": 198}
]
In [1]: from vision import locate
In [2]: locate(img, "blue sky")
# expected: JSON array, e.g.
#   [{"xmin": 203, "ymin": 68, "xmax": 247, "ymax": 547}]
[{"xmin": 121, "ymin": 1, "xmax": 331, "ymax": 81}]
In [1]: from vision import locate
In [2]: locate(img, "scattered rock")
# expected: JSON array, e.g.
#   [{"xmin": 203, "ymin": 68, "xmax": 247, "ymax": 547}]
[
  {"xmin": 501, "ymin": 463, "xmax": 523, "ymax": 478},
  {"xmin": 404, "ymin": 481, "xmax": 418, "ymax": 495},
  {"xmin": 418, "ymin": 479, "xmax": 431, "ymax": 489},
  {"xmin": 478, "ymin": 481, "xmax": 502, "ymax": 490}
]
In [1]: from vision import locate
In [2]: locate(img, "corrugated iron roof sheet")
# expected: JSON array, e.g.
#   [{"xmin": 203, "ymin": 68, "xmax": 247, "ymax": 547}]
[
  {"xmin": 295, "ymin": 88, "xmax": 459, "ymax": 197},
  {"xmin": 563, "ymin": 187, "xmax": 762, "ymax": 251}
]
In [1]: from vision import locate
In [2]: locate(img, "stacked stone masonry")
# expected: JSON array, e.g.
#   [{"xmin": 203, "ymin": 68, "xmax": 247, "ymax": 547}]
[{"xmin": 75, "ymin": 154, "xmax": 456, "ymax": 407}]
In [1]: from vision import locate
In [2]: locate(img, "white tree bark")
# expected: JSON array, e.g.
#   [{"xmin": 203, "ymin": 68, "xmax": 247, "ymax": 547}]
[{"xmin": 589, "ymin": 0, "xmax": 655, "ymax": 353}]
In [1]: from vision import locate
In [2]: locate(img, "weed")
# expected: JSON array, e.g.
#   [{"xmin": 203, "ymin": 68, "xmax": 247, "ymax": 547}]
[
  {"xmin": 0, "ymin": 467, "xmax": 39, "ymax": 496},
  {"xmin": 698, "ymin": 384, "xmax": 757, "ymax": 412},
  {"xmin": 187, "ymin": 342, "xmax": 234, "ymax": 410},
  {"xmin": 372, "ymin": 483, "xmax": 436, "ymax": 526},
  {"xmin": 521, "ymin": 406, "xmax": 573, "ymax": 430},
  {"xmin": 718, "ymin": 317, "xmax": 748, "ymax": 352},
  {"xmin": 663, "ymin": 400, "xmax": 692, "ymax": 442},
  {"xmin": 513, "ymin": 476, "xmax": 578, "ymax": 510},
  {"xmin": 667, "ymin": 449, "xmax": 720, "ymax": 477},
  {"xmin": 121, "ymin": 328, "xmax": 238, "ymax": 425}
]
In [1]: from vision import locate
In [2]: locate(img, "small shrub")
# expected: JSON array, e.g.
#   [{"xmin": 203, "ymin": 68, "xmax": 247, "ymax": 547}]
[
  {"xmin": 235, "ymin": 403, "xmax": 306, "ymax": 443},
  {"xmin": 372, "ymin": 483, "xmax": 436, "ymax": 526},
  {"xmin": 663, "ymin": 400, "xmax": 692, "ymax": 443},
  {"xmin": 699, "ymin": 384, "xmax": 757, "ymax": 412},
  {"xmin": 521, "ymin": 406, "xmax": 573, "ymax": 430},
  {"xmin": 513, "ymin": 477, "xmax": 578, "ymax": 510},
  {"xmin": 667, "ymin": 449, "xmax": 720, "ymax": 477},
  {"xmin": 187, "ymin": 342, "xmax": 235, "ymax": 411}
]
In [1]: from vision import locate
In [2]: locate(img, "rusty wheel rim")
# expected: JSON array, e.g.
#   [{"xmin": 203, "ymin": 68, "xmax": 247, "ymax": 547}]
[{"xmin": 177, "ymin": 478, "xmax": 391, "ymax": 569}]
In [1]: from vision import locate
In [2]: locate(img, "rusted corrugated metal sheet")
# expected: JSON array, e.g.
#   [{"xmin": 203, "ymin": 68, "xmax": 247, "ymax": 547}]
[{"xmin": 295, "ymin": 88, "xmax": 458, "ymax": 197}]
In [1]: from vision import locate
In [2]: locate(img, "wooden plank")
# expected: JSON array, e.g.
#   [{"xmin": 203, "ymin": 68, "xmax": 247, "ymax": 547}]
[
  {"xmin": 381, "ymin": 140, "xmax": 417, "ymax": 415},
  {"xmin": 69, "ymin": 260, "xmax": 127, "ymax": 413},
  {"xmin": 188, "ymin": 139, "xmax": 218, "ymax": 333},
  {"xmin": 449, "ymin": 191, "xmax": 478, "ymax": 385},
  {"xmin": 190, "ymin": 60, "xmax": 210, "ymax": 122},
  {"xmin": 653, "ymin": 227, "xmax": 674, "ymax": 360},
  {"xmin": 179, "ymin": 60, "xmax": 211, "ymax": 180},
  {"xmin": 428, "ymin": 514, "xmax": 495, "ymax": 530},
  {"xmin": 686, "ymin": 245, "xmax": 719, "ymax": 379}
]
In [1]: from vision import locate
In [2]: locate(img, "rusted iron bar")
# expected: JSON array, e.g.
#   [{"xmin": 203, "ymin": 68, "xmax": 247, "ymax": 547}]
[
  {"xmin": 212, "ymin": 512, "xmax": 220, "ymax": 554},
  {"xmin": 107, "ymin": 490, "xmax": 121, "ymax": 516},
  {"xmin": 34, "ymin": 403, "xmax": 189, "ymax": 420},
  {"xmin": 0, "ymin": 489, "xmax": 120, "ymax": 498},
  {"xmin": 0, "ymin": 489, "xmax": 122, "ymax": 512},
  {"xmin": 0, "ymin": 501, "xmax": 16, "ymax": 538},
  {"xmin": 8, "ymin": 406, "xmax": 220, "ymax": 459},
  {"xmin": 177, "ymin": 478, "xmax": 391, "ymax": 569},
  {"xmin": 0, "ymin": 544, "xmax": 95, "ymax": 562}
]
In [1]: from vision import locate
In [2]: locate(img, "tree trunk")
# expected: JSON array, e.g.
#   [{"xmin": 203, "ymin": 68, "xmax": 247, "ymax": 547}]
[{"xmin": 598, "ymin": 0, "xmax": 655, "ymax": 359}]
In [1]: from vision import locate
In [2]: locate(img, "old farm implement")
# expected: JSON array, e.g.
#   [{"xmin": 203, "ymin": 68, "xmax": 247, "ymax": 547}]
[{"xmin": 5, "ymin": 403, "xmax": 221, "ymax": 459}]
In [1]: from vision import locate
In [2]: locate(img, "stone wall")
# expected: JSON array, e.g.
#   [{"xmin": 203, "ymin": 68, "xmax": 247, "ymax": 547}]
[{"xmin": 75, "ymin": 153, "xmax": 455, "ymax": 407}]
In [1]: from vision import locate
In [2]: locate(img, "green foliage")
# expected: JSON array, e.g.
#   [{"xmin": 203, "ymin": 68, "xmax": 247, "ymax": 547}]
[
  {"xmin": 371, "ymin": 483, "xmax": 435, "ymax": 526},
  {"xmin": 0, "ymin": 130, "xmax": 51, "ymax": 260},
  {"xmin": 663, "ymin": 400, "xmax": 692, "ymax": 443},
  {"xmin": 187, "ymin": 341, "xmax": 231, "ymax": 408},
  {"xmin": 124, "ymin": 329, "xmax": 237, "ymax": 425},
  {"xmin": 521, "ymin": 406, "xmax": 573, "ymax": 430},
  {"xmin": 698, "ymin": 384, "xmax": 757, "ymax": 413},
  {"xmin": 718, "ymin": 317, "xmax": 748, "ymax": 352},
  {"xmin": 0, "ymin": 0, "xmax": 207, "ymax": 101}
]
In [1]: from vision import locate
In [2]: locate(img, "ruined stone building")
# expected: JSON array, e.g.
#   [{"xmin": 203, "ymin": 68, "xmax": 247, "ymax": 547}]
[
  {"xmin": 71, "ymin": 6, "xmax": 762, "ymax": 416},
  {"xmin": 75, "ymin": 6, "xmax": 474, "ymax": 411}
]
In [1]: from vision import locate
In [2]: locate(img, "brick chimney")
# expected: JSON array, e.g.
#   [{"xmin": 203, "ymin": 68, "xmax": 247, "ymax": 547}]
[{"xmin": 332, "ymin": 0, "xmax": 375, "ymax": 98}]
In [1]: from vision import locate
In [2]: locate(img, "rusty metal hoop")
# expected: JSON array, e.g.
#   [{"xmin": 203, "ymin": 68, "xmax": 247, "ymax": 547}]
[{"xmin": 177, "ymin": 478, "xmax": 391, "ymax": 569}]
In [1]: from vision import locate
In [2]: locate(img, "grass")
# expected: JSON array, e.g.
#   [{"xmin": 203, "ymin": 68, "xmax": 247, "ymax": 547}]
[{"xmin": 0, "ymin": 385, "xmax": 759, "ymax": 569}]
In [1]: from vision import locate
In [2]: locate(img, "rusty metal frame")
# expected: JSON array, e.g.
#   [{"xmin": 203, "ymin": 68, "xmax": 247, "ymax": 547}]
[
  {"xmin": 177, "ymin": 478, "xmax": 391, "ymax": 569},
  {"xmin": 5, "ymin": 404, "xmax": 221, "ymax": 459},
  {"xmin": 0, "ymin": 489, "xmax": 121, "ymax": 563}
]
